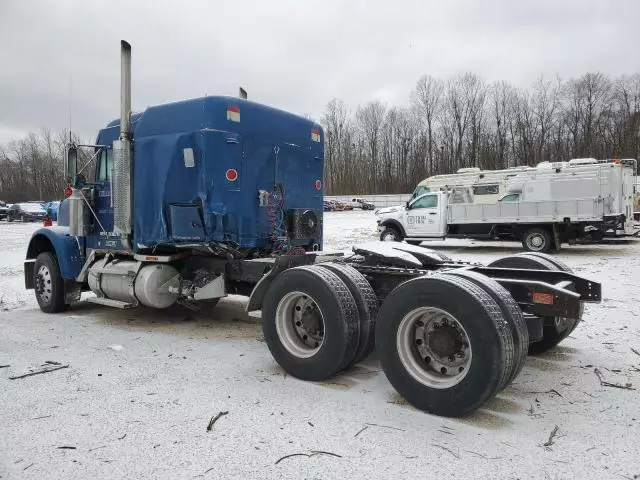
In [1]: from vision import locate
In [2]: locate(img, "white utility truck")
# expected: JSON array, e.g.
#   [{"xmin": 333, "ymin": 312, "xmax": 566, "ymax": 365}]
[{"xmin": 377, "ymin": 161, "xmax": 635, "ymax": 252}]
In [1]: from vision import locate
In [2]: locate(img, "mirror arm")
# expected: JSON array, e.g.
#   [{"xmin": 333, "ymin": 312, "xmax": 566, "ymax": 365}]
[{"xmin": 77, "ymin": 147, "xmax": 104, "ymax": 176}]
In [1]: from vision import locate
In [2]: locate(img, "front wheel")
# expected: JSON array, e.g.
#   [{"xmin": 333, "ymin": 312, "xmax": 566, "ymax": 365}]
[
  {"xmin": 380, "ymin": 227, "xmax": 402, "ymax": 242},
  {"xmin": 34, "ymin": 252, "xmax": 68, "ymax": 313}
]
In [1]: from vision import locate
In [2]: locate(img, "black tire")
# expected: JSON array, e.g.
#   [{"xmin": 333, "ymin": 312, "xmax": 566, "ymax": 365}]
[
  {"xmin": 318, "ymin": 262, "xmax": 378, "ymax": 365},
  {"xmin": 34, "ymin": 252, "xmax": 67, "ymax": 313},
  {"xmin": 522, "ymin": 228, "xmax": 552, "ymax": 253},
  {"xmin": 261, "ymin": 265, "xmax": 360, "ymax": 381},
  {"xmin": 406, "ymin": 240, "xmax": 422, "ymax": 246},
  {"xmin": 7, "ymin": 214, "xmax": 13, "ymax": 222},
  {"xmin": 442, "ymin": 270, "xmax": 528, "ymax": 388},
  {"xmin": 376, "ymin": 274, "xmax": 514, "ymax": 417},
  {"xmin": 488, "ymin": 254, "xmax": 579, "ymax": 355},
  {"xmin": 380, "ymin": 226, "xmax": 402, "ymax": 242}
]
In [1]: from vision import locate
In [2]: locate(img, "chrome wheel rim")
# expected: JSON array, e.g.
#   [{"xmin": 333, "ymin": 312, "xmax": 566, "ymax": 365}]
[
  {"xmin": 275, "ymin": 291, "xmax": 325, "ymax": 358},
  {"xmin": 526, "ymin": 233, "xmax": 545, "ymax": 251},
  {"xmin": 396, "ymin": 307, "xmax": 472, "ymax": 389},
  {"xmin": 35, "ymin": 264, "xmax": 53, "ymax": 303}
]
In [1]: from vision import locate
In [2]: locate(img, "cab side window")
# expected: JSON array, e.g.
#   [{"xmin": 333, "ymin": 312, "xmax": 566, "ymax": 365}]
[
  {"xmin": 411, "ymin": 195, "xmax": 438, "ymax": 209},
  {"xmin": 97, "ymin": 149, "xmax": 114, "ymax": 182}
]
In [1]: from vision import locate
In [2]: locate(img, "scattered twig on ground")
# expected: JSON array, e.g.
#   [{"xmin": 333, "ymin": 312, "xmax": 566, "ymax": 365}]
[
  {"xmin": 203, "ymin": 467, "xmax": 215, "ymax": 474},
  {"xmin": 117, "ymin": 433, "xmax": 127, "ymax": 440},
  {"xmin": 594, "ymin": 368, "xmax": 635, "ymax": 390},
  {"xmin": 23, "ymin": 463, "xmax": 34, "ymax": 471},
  {"xmin": 31, "ymin": 415, "xmax": 52, "ymax": 420},
  {"xmin": 543, "ymin": 425, "xmax": 559, "ymax": 448},
  {"xmin": 525, "ymin": 389, "xmax": 563, "ymax": 397},
  {"xmin": 631, "ymin": 348, "xmax": 640, "ymax": 357},
  {"xmin": 274, "ymin": 450, "xmax": 342, "ymax": 465},
  {"xmin": 206, "ymin": 411, "xmax": 229, "ymax": 432},
  {"xmin": 275, "ymin": 453, "xmax": 311, "ymax": 465},
  {"xmin": 464, "ymin": 450, "xmax": 502, "ymax": 460},
  {"xmin": 600, "ymin": 405, "xmax": 613, "ymax": 413},
  {"xmin": 44, "ymin": 360, "xmax": 62, "ymax": 365},
  {"xmin": 0, "ymin": 364, "xmax": 10, "ymax": 369},
  {"xmin": 57, "ymin": 446, "xmax": 76, "ymax": 450},
  {"xmin": 500, "ymin": 441, "xmax": 516, "ymax": 449},
  {"xmin": 308, "ymin": 421, "xmax": 314, "ymax": 427},
  {"xmin": 431, "ymin": 444, "xmax": 460, "ymax": 459},
  {"xmin": 354, "ymin": 426, "xmax": 368, "ymax": 438},
  {"xmin": 438, "ymin": 429, "xmax": 454, "ymax": 435},
  {"xmin": 88, "ymin": 445, "xmax": 106, "ymax": 452},
  {"xmin": 614, "ymin": 472, "xmax": 634, "ymax": 480},
  {"xmin": 9, "ymin": 364, "xmax": 69, "ymax": 380},
  {"xmin": 365, "ymin": 422, "xmax": 405, "ymax": 432},
  {"xmin": 310, "ymin": 450, "xmax": 342, "ymax": 459}
]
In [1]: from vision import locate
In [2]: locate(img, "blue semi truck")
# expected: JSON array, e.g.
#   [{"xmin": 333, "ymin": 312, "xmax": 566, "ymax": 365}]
[{"xmin": 23, "ymin": 41, "xmax": 601, "ymax": 417}]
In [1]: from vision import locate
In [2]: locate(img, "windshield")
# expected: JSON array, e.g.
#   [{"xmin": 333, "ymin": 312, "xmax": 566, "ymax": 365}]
[
  {"xmin": 20, "ymin": 203, "xmax": 46, "ymax": 212},
  {"xmin": 411, "ymin": 185, "xmax": 429, "ymax": 199}
]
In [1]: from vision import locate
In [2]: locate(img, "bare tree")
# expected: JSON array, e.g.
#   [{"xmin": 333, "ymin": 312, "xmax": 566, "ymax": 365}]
[{"xmin": 413, "ymin": 75, "xmax": 444, "ymax": 176}]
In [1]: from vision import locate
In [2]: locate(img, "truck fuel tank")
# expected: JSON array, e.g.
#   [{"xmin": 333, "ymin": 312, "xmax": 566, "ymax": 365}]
[{"xmin": 87, "ymin": 258, "xmax": 180, "ymax": 308}]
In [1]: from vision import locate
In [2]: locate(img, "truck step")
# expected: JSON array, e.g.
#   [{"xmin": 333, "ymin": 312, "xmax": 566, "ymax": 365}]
[{"xmin": 87, "ymin": 297, "xmax": 137, "ymax": 309}]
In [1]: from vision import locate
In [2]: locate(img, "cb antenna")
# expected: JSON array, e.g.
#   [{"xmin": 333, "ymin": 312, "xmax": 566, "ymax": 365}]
[{"xmin": 68, "ymin": 77, "xmax": 73, "ymax": 143}]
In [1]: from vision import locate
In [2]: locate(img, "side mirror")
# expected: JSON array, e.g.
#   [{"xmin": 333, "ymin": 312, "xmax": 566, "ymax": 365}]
[
  {"xmin": 66, "ymin": 144, "xmax": 78, "ymax": 184},
  {"xmin": 406, "ymin": 201, "xmax": 410, "ymax": 209}
]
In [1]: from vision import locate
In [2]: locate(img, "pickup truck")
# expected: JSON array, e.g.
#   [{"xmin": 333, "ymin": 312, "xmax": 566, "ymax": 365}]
[
  {"xmin": 347, "ymin": 197, "xmax": 375, "ymax": 210},
  {"xmin": 376, "ymin": 188, "xmax": 634, "ymax": 252}
]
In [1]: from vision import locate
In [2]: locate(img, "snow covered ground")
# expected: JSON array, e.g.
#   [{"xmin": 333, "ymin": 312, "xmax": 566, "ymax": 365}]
[{"xmin": 1, "ymin": 214, "xmax": 640, "ymax": 479}]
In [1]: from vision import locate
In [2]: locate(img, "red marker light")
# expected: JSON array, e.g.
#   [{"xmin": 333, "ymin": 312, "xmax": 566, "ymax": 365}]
[
  {"xmin": 64, "ymin": 186, "xmax": 73, "ymax": 198},
  {"xmin": 226, "ymin": 168, "xmax": 238, "ymax": 181},
  {"xmin": 315, "ymin": 180, "xmax": 322, "ymax": 190}
]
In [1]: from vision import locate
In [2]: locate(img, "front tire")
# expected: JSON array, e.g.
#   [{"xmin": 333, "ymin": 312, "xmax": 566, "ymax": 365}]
[
  {"xmin": 522, "ymin": 228, "xmax": 552, "ymax": 252},
  {"xmin": 380, "ymin": 227, "xmax": 402, "ymax": 242},
  {"xmin": 34, "ymin": 252, "xmax": 67, "ymax": 313}
]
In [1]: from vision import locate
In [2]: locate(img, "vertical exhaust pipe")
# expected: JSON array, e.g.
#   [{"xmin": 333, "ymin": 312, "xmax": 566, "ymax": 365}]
[
  {"xmin": 113, "ymin": 40, "xmax": 133, "ymax": 247},
  {"xmin": 120, "ymin": 40, "xmax": 132, "ymax": 139}
]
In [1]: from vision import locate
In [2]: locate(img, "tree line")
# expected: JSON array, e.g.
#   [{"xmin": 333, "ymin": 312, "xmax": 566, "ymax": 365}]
[
  {"xmin": 2, "ymin": 72, "xmax": 639, "ymax": 201},
  {"xmin": 323, "ymin": 72, "xmax": 640, "ymax": 195},
  {"xmin": 0, "ymin": 129, "xmax": 90, "ymax": 203}
]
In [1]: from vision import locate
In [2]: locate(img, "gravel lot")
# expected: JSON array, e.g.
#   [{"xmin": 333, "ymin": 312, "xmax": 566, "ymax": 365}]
[{"xmin": 1, "ymin": 214, "xmax": 640, "ymax": 479}]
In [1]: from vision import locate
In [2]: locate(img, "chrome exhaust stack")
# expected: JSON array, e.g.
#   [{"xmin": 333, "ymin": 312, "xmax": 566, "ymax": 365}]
[{"xmin": 113, "ymin": 40, "xmax": 132, "ymax": 247}]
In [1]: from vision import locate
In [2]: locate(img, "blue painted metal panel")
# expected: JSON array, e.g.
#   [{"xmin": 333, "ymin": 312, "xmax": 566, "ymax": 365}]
[
  {"xmin": 94, "ymin": 96, "xmax": 324, "ymax": 252},
  {"xmin": 27, "ymin": 227, "xmax": 84, "ymax": 280}
]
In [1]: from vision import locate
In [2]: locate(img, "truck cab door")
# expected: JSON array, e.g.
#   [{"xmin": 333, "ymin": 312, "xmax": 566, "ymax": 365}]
[{"xmin": 404, "ymin": 193, "xmax": 443, "ymax": 237}]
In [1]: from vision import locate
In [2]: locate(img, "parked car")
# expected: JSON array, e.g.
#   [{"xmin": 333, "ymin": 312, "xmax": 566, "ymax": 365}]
[
  {"xmin": 347, "ymin": 197, "xmax": 375, "ymax": 210},
  {"xmin": 323, "ymin": 200, "xmax": 335, "ymax": 212},
  {"xmin": 6, "ymin": 202, "xmax": 48, "ymax": 222},
  {"xmin": 0, "ymin": 201, "xmax": 8, "ymax": 220},
  {"xmin": 42, "ymin": 201, "xmax": 61, "ymax": 220}
]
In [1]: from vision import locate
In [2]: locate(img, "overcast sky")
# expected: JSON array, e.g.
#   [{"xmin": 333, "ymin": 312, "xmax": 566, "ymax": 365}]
[{"xmin": 1, "ymin": 0, "xmax": 638, "ymax": 144}]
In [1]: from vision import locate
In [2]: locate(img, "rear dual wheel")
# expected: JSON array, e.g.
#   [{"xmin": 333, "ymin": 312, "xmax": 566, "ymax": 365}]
[
  {"xmin": 376, "ymin": 274, "xmax": 517, "ymax": 417},
  {"xmin": 262, "ymin": 264, "xmax": 377, "ymax": 382},
  {"xmin": 488, "ymin": 253, "xmax": 581, "ymax": 354}
]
